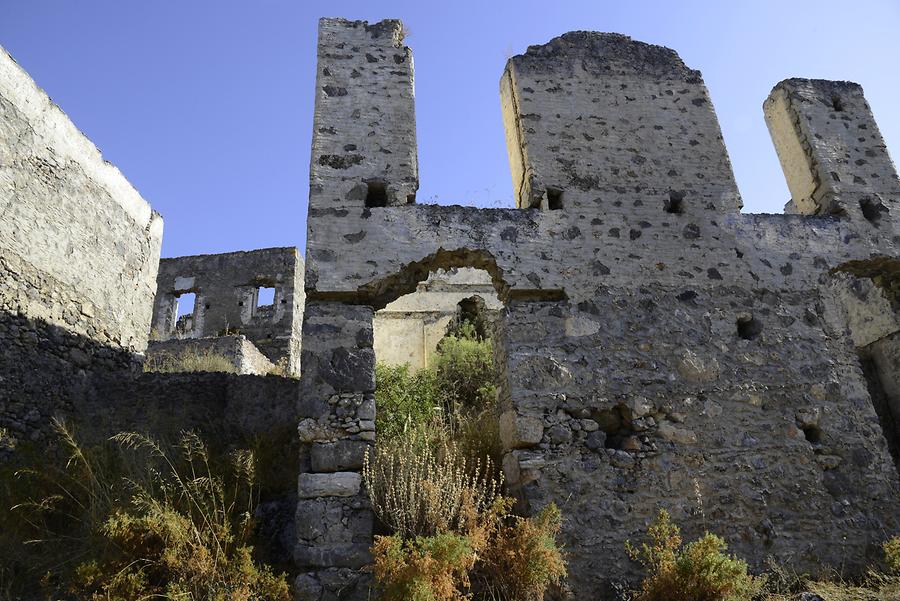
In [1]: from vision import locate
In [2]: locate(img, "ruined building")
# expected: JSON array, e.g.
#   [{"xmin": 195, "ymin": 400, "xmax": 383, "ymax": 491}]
[
  {"xmin": 149, "ymin": 248, "xmax": 305, "ymax": 375},
  {"xmin": 2, "ymin": 15, "xmax": 900, "ymax": 601},
  {"xmin": 294, "ymin": 18, "xmax": 900, "ymax": 599}
]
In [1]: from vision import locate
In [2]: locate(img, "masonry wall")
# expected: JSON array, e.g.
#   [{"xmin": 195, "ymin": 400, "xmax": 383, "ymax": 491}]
[
  {"xmin": 373, "ymin": 267, "xmax": 501, "ymax": 369},
  {"xmin": 0, "ymin": 45, "xmax": 163, "ymax": 443},
  {"xmin": 300, "ymin": 19, "xmax": 900, "ymax": 601},
  {"xmin": 151, "ymin": 248, "xmax": 304, "ymax": 375},
  {"xmin": 146, "ymin": 335, "xmax": 276, "ymax": 375}
]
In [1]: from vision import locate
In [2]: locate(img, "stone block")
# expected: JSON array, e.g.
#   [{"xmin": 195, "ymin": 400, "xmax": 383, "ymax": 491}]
[
  {"xmin": 298, "ymin": 472, "xmax": 361, "ymax": 498},
  {"xmin": 500, "ymin": 410, "xmax": 544, "ymax": 448},
  {"xmin": 294, "ymin": 543, "xmax": 372, "ymax": 569},
  {"xmin": 310, "ymin": 440, "xmax": 369, "ymax": 472}
]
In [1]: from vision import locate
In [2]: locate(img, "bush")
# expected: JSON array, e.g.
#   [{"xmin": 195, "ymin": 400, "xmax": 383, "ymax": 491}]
[
  {"xmin": 626, "ymin": 509, "xmax": 762, "ymax": 601},
  {"xmin": 886, "ymin": 536, "xmax": 900, "ymax": 573},
  {"xmin": 363, "ymin": 427, "xmax": 501, "ymax": 539},
  {"xmin": 433, "ymin": 332, "xmax": 496, "ymax": 417},
  {"xmin": 373, "ymin": 532, "xmax": 477, "ymax": 601},
  {"xmin": 3, "ymin": 420, "xmax": 289, "ymax": 600},
  {"xmin": 477, "ymin": 503, "xmax": 567, "ymax": 601},
  {"xmin": 365, "ymin": 426, "xmax": 566, "ymax": 601},
  {"xmin": 375, "ymin": 317, "xmax": 501, "ymax": 473},
  {"xmin": 375, "ymin": 362, "xmax": 441, "ymax": 440}
]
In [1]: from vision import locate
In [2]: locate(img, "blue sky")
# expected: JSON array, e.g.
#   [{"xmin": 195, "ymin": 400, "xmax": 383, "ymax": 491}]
[{"xmin": 3, "ymin": 1, "xmax": 899, "ymax": 258}]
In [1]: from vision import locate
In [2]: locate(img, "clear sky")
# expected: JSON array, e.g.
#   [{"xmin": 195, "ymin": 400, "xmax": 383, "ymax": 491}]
[{"xmin": 2, "ymin": 1, "xmax": 899, "ymax": 258}]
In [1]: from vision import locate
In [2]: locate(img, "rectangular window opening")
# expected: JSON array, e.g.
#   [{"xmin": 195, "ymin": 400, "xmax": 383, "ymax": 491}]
[
  {"xmin": 257, "ymin": 286, "xmax": 276, "ymax": 308},
  {"xmin": 176, "ymin": 292, "xmax": 196, "ymax": 318},
  {"xmin": 366, "ymin": 181, "xmax": 387, "ymax": 207}
]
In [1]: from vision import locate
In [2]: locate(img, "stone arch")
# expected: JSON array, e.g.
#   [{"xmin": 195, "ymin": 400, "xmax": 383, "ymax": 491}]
[{"xmin": 357, "ymin": 248, "xmax": 512, "ymax": 310}]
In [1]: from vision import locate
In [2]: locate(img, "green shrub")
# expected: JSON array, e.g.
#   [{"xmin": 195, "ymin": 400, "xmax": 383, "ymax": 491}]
[
  {"xmin": 433, "ymin": 332, "xmax": 496, "ymax": 417},
  {"xmin": 374, "ymin": 317, "xmax": 499, "ymax": 463},
  {"xmin": 375, "ymin": 362, "xmax": 441, "ymax": 440},
  {"xmin": 626, "ymin": 509, "xmax": 762, "ymax": 601},
  {"xmin": 886, "ymin": 536, "xmax": 900, "ymax": 573},
  {"xmin": 3, "ymin": 419, "xmax": 289, "ymax": 600}
]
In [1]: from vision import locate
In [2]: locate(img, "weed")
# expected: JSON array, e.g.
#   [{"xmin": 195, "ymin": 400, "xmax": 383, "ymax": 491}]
[
  {"xmin": 143, "ymin": 348, "xmax": 238, "ymax": 374},
  {"xmin": 626, "ymin": 509, "xmax": 763, "ymax": 601}
]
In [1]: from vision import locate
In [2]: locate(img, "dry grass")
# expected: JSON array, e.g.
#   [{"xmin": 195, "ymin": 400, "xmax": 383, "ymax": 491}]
[
  {"xmin": 143, "ymin": 348, "xmax": 237, "ymax": 374},
  {"xmin": 363, "ymin": 426, "xmax": 501, "ymax": 540},
  {"xmin": 2, "ymin": 419, "xmax": 289, "ymax": 600},
  {"xmin": 760, "ymin": 570, "xmax": 900, "ymax": 601}
]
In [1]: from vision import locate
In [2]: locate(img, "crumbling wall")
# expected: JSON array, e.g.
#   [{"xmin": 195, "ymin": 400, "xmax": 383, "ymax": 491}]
[
  {"xmin": 150, "ymin": 248, "xmax": 304, "ymax": 375},
  {"xmin": 765, "ymin": 79, "xmax": 900, "ymax": 222},
  {"xmin": 373, "ymin": 267, "xmax": 501, "ymax": 369},
  {"xmin": 146, "ymin": 335, "xmax": 276, "ymax": 375},
  {"xmin": 299, "ymin": 18, "xmax": 900, "ymax": 600},
  {"xmin": 0, "ymin": 45, "xmax": 163, "ymax": 443}
]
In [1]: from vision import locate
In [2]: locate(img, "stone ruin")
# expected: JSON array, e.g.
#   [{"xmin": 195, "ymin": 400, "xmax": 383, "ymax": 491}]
[
  {"xmin": 149, "ymin": 248, "xmax": 305, "ymax": 375},
  {"xmin": 2, "ymin": 15, "xmax": 900, "ymax": 601},
  {"xmin": 293, "ymin": 18, "xmax": 900, "ymax": 599}
]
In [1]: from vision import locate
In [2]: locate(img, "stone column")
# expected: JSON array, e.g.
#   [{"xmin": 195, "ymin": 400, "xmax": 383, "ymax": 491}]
[{"xmin": 294, "ymin": 302, "xmax": 376, "ymax": 600}]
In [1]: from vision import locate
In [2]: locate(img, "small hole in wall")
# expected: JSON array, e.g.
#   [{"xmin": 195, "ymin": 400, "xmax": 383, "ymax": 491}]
[
  {"xmin": 802, "ymin": 425, "xmax": 822, "ymax": 445},
  {"xmin": 665, "ymin": 191, "xmax": 685, "ymax": 214},
  {"xmin": 365, "ymin": 181, "xmax": 387, "ymax": 207},
  {"xmin": 736, "ymin": 315, "xmax": 763, "ymax": 340},
  {"xmin": 546, "ymin": 188, "xmax": 564, "ymax": 210},
  {"xmin": 831, "ymin": 95, "xmax": 844, "ymax": 112},
  {"xmin": 859, "ymin": 197, "xmax": 887, "ymax": 226},
  {"xmin": 594, "ymin": 406, "xmax": 639, "ymax": 450},
  {"xmin": 257, "ymin": 286, "xmax": 275, "ymax": 307}
]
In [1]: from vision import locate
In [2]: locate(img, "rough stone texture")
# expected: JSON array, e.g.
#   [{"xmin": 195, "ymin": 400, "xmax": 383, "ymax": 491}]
[
  {"xmin": 374, "ymin": 267, "xmax": 501, "ymax": 368},
  {"xmin": 146, "ymin": 335, "xmax": 276, "ymax": 375},
  {"xmin": 765, "ymin": 79, "xmax": 900, "ymax": 221},
  {"xmin": 0, "ymin": 48, "xmax": 163, "ymax": 354},
  {"xmin": 300, "ymin": 19, "xmax": 900, "ymax": 599},
  {"xmin": 150, "ymin": 248, "xmax": 304, "ymax": 375},
  {"xmin": 0, "ymin": 45, "xmax": 162, "ymax": 441},
  {"xmin": 298, "ymin": 472, "xmax": 362, "ymax": 498}
]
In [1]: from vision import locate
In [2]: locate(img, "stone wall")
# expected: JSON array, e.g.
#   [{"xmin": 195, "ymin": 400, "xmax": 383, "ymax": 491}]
[
  {"xmin": 0, "ymin": 46, "xmax": 163, "ymax": 352},
  {"xmin": 0, "ymin": 45, "xmax": 163, "ymax": 442},
  {"xmin": 146, "ymin": 335, "xmax": 277, "ymax": 375},
  {"xmin": 373, "ymin": 267, "xmax": 501, "ymax": 369},
  {"xmin": 151, "ymin": 248, "xmax": 304, "ymax": 375},
  {"xmin": 298, "ymin": 18, "xmax": 900, "ymax": 600}
]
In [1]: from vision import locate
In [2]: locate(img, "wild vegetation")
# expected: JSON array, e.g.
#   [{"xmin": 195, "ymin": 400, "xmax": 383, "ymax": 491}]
[
  {"xmin": 0, "ymin": 419, "xmax": 289, "ymax": 600},
  {"xmin": 375, "ymin": 318, "xmax": 502, "ymax": 470},
  {"xmin": 369, "ymin": 315, "xmax": 566, "ymax": 600},
  {"xmin": 143, "ymin": 348, "xmax": 238, "ymax": 374},
  {"xmin": 625, "ymin": 509, "xmax": 900, "ymax": 601},
  {"xmin": 626, "ymin": 509, "xmax": 763, "ymax": 601}
]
